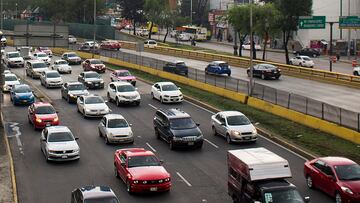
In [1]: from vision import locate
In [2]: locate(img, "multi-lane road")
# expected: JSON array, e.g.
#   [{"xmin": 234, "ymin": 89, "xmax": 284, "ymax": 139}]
[{"xmin": 3, "ymin": 51, "xmax": 334, "ymax": 202}]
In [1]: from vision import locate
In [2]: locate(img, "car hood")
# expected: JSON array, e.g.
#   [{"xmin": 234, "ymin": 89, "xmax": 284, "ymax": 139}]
[
  {"xmin": 46, "ymin": 77, "xmax": 63, "ymax": 82},
  {"xmin": 339, "ymin": 180, "xmax": 360, "ymax": 193},
  {"xmin": 48, "ymin": 140, "xmax": 79, "ymax": 151},
  {"xmin": 8, "ymin": 57, "xmax": 24, "ymax": 61},
  {"xmin": 5, "ymin": 81, "xmax": 20, "ymax": 86},
  {"xmin": 116, "ymin": 91, "xmax": 139, "ymax": 97},
  {"xmin": 37, "ymin": 56, "xmax": 50, "ymax": 60},
  {"xmin": 84, "ymin": 78, "xmax": 103, "ymax": 82},
  {"xmin": 227, "ymin": 124, "xmax": 255, "ymax": 133},
  {"xmin": 68, "ymin": 90, "xmax": 89, "ymax": 96},
  {"xmin": 162, "ymin": 90, "xmax": 182, "ymax": 96},
  {"xmin": 116, "ymin": 76, "xmax": 136, "ymax": 80},
  {"xmin": 68, "ymin": 56, "xmax": 81, "ymax": 60},
  {"xmin": 171, "ymin": 127, "xmax": 202, "ymax": 137},
  {"xmin": 34, "ymin": 68, "xmax": 49, "ymax": 72},
  {"xmin": 35, "ymin": 113, "xmax": 58, "ymax": 119},
  {"xmin": 128, "ymin": 166, "xmax": 169, "ymax": 180},
  {"xmin": 107, "ymin": 127, "xmax": 132, "ymax": 135},
  {"xmin": 84, "ymin": 103, "xmax": 108, "ymax": 110}
]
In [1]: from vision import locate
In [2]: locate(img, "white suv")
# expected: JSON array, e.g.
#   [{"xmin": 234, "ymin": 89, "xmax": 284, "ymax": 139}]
[
  {"xmin": 4, "ymin": 51, "xmax": 24, "ymax": 68},
  {"xmin": 107, "ymin": 81, "xmax": 141, "ymax": 106},
  {"xmin": 33, "ymin": 52, "xmax": 51, "ymax": 65}
]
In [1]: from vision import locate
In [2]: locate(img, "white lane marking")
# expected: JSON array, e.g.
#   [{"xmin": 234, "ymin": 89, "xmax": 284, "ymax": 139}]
[
  {"xmin": 137, "ymin": 136, "xmax": 142, "ymax": 138},
  {"xmin": 9, "ymin": 122, "xmax": 24, "ymax": 155},
  {"xmin": 184, "ymin": 100, "xmax": 217, "ymax": 115},
  {"xmin": 176, "ymin": 172, "xmax": 192, "ymax": 187},
  {"xmin": 146, "ymin": 142, "xmax": 157, "ymax": 152},
  {"xmin": 148, "ymin": 104, "xmax": 158, "ymax": 110},
  {"xmin": 204, "ymin": 139, "xmax": 219, "ymax": 149}
]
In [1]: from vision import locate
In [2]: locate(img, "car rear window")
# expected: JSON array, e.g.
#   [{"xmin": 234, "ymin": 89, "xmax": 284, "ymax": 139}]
[{"xmin": 219, "ymin": 63, "xmax": 229, "ymax": 68}]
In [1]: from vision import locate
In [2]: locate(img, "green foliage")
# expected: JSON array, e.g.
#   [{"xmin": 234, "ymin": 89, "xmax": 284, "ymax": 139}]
[
  {"xmin": 144, "ymin": 0, "xmax": 164, "ymax": 38},
  {"xmin": 227, "ymin": 4, "xmax": 251, "ymax": 34}
]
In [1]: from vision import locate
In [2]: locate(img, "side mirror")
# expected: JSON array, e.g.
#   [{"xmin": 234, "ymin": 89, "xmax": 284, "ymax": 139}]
[
  {"xmin": 41, "ymin": 138, "xmax": 46, "ymax": 141},
  {"xmin": 178, "ymin": 87, "xmax": 181, "ymax": 90},
  {"xmin": 75, "ymin": 137, "xmax": 79, "ymax": 140},
  {"xmin": 120, "ymin": 162, "xmax": 126, "ymax": 167},
  {"xmin": 159, "ymin": 160, "xmax": 164, "ymax": 164},
  {"xmin": 196, "ymin": 123, "xmax": 200, "ymax": 126},
  {"xmin": 304, "ymin": 196, "xmax": 310, "ymax": 203}
]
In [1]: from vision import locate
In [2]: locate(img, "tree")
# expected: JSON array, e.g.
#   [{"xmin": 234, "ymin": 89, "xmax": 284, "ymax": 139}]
[
  {"xmin": 144, "ymin": 0, "xmax": 164, "ymax": 39},
  {"xmin": 118, "ymin": 0, "xmax": 145, "ymax": 35},
  {"xmin": 180, "ymin": 0, "xmax": 208, "ymax": 25}
]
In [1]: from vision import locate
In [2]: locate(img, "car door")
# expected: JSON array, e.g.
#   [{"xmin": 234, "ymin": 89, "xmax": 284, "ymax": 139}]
[
  {"xmin": 108, "ymin": 83, "xmax": 116, "ymax": 100},
  {"xmin": 213, "ymin": 114, "xmax": 223, "ymax": 135},
  {"xmin": 61, "ymin": 83, "xmax": 67, "ymax": 98},
  {"xmin": 153, "ymin": 84, "xmax": 161, "ymax": 99},
  {"xmin": 310, "ymin": 160, "xmax": 327, "ymax": 192},
  {"xmin": 28, "ymin": 104, "xmax": 35, "ymax": 123},
  {"xmin": 295, "ymin": 56, "xmax": 301, "ymax": 65},
  {"xmin": 77, "ymin": 96, "xmax": 85, "ymax": 112},
  {"xmin": 117, "ymin": 153, "xmax": 128, "ymax": 182},
  {"xmin": 40, "ymin": 129, "xmax": 48, "ymax": 152},
  {"xmin": 320, "ymin": 164, "xmax": 337, "ymax": 195},
  {"xmin": 218, "ymin": 115, "xmax": 228, "ymax": 136},
  {"xmin": 83, "ymin": 60, "xmax": 89, "ymax": 70},
  {"xmin": 78, "ymin": 73, "xmax": 84, "ymax": 83},
  {"xmin": 253, "ymin": 65, "xmax": 260, "ymax": 77},
  {"xmin": 99, "ymin": 117, "xmax": 107, "ymax": 136}
]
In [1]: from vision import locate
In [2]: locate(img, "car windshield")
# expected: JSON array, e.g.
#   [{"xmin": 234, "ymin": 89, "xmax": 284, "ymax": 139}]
[
  {"xmin": 117, "ymin": 85, "xmax": 135, "ymax": 92},
  {"xmin": 161, "ymin": 84, "xmax": 178, "ymax": 91},
  {"xmin": 68, "ymin": 84, "xmax": 85, "ymax": 91},
  {"xmin": 85, "ymin": 73, "xmax": 100, "ymax": 78},
  {"xmin": 85, "ymin": 97, "xmax": 104, "ymax": 104},
  {"xmin": 33, "ymin": 63, "xmax": 47, "ymax": 68},
  {"xmin": 176, "ymin": 62, "xmax": 186, "ymax": 66},
  {"xmin": 46, "ymin": 72, "xmax": 60, "ymax": 78},
  {"xmin": 263, "ymin": 188, "xmax": 304, "ymax": 203},
  {"xmin": 5, "ymin": 75, "xmax": 18, "ymax": 81},
  {"xmin": 262, "ymin": 64, "xmax": 277, "ymax": 69},
  {"xmin": 227, "ymin": 115, "xmax": 251, "ymax": 125},
  {"xmin": 90, "ymin": 60, "xmax": 102, "ymax": 64},
  {"xmin": 335, "ymin": 164, "xmax": 360, "ymax": 181},
  {"xmin": 35, "ymin": 106, "xmax": 56, "ymax": 114},
  {"xmin": 67, "ymin": 53, "xmax": 78, "ymax": 57},
  {"xmin": 128, "ymin": 155, "xmax": 160, "ymax": 168},
  {"xmin": 302, "ymin": 57, "xmax": 311, "ymax": 61},
  {"xmin": 108, "ymin": 119, "xmax": 128, "ymax": 128},
  {"xmin": 37, "ymin": 53, "xmax": 47, "ymax": 57},
  {"xmin": 40, "ymin": 47, "xmax": 49, "ymax": 50},
  {"xmin": 117, "ymin": 71, "xmax": 130, "ymax": 76},
  {"xmin": 84, "ymin": 197, "xmax": 119, "ymax": 203},
  {"xmin": 14, "ymin": 86, "xmax": 31, "ymax": 93},
  {"xmin": 149, "ymin": 41, "xmax": 156, "ymax": 44},
  {"xmin": 48, "ymin": 132, "xmax": 74, "ymax": 142},
  {"xmin": 8, "ymin": 53, "xmax": 20, "ymax": 58},
  {"xmin": 218, "ymin": 63, "xmax": 229, "ymax": 68},
  {"xmin": 57, "ymin": 60, "xmax": 68, "ymax": 65},
  {"xmin": 170, "ymin": 118, "xmax": 196, "ymax": 129}
]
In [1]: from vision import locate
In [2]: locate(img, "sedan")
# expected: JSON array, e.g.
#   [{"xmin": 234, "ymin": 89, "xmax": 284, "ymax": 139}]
[
  {"xmin": 78, "ymin": 71, "xmax": 105, "ymax": 89},
  {"xmin": 51, "ymin": 59, "xmax": 72, "ymax": 74},
  {"xmin": 114, "ymin": 148, "xmax": 171, "ymax": 193},
  {"xmin": 151, "ymin": 82, "xmax": 183, "ymax": 103},
  {"xmin": 353, "ymin": 66, "xmax": 360, "ymax": 76},
  {"xmin": 10, "ymin": 84, "xmax": 35, "ymax": 105},
  {"xmin": 100, "ymin": 40, "xmax": 121, "ymax": 50},
  {"xmin": 211, "ymin": 111, "xmax": 257, "ymax": 143},
  {"xmin": 247, "ymin": 63, "xmax": 281, "ymax": 80},
  {"xmin": 205, "ymin": 61, "xmax": 231, "ymax": 76},
  {"xmin": 294, "ymin": 48, "xmax": 320, "ymax": 58},
  {"xmin": 40, "ymin": 126, "xmax": 80, "ymax": 161},
  {"xmin": 3, "ymin": 73, "xmax": 20, "ymax": 92},
  {"xmin": 98, "ymin": 114, "xmax": 134, "ymax": 144},
  {"xmin": 290, "ymin": 56, "xmax": 314, "ymax": 68},
  {"xmin": 40, "ymin": 70, "xmax": 63, "ymax": 88},
  {"xmin": 110, "ymin": 70, "xmax": 136, "ymax": 86},
  {"xmin": 28, "ymin": 102, "xmax": 59, "ymax": 129},
  {"xmin": 68, "ymin": 35, "xmax": 77, "ymax": 44},
  {"xmin": 61, "ymin": 82, "xmax": 89, "ymax": 103},
  {"xmin": 144, "ymin": 40, "xmax": 157, "ymax": 48},
  {"xmin": 304, "ymin": 157, "xmax": 360, "ymax": 203},
  {"xmin": 61, "ymin": 52, "xmax": 82, "ymax": 65},
  {"xmin": 77, "ymin": 95, "xmax": 111, "ymax": 118},
  {"xmin": 82, "ymin": 59, "xmax": 106, "ymax": 73},
  {"xmin": 163, "ymin": 61, "xmax": 188, "ymax": 76}
]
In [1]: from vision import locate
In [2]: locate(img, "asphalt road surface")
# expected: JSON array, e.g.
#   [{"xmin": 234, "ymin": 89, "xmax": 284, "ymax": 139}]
[{"xmin": 3, "ymin": 52, "xmax": 334, "ymax": 203}]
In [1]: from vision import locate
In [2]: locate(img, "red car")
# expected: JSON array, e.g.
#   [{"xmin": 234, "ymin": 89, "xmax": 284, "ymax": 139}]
[
  {"xmin": 28, "ymin": 102, "xmax": 59, "ymax": 129},
  {"xmin": 110, "ymin": 70, "xmax": 136, "ymax": 86},
  {"xmin": 100, "ymin": 40, "xmax": 121, "ymax": 50},
  {"xmin": 82, "ymin": 59, "xmax": 106, "ymax": 73},
  {"xmin": 304, "ymin": 157, "xmax": 360, "ymax": 203},
  {"xmin": 36, "ymin": 47, "xmax": 53, "ymax": 57},
  {"xmin": 114, "ymin": 148, "xmax": 171, "ymax": 193}
]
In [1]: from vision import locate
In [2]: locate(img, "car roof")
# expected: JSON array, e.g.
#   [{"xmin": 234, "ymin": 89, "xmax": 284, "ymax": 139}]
[
  {"xmin": 156, "ymin": 81, "xmax": 176, "ymax": 86},
  {"xmin": 6, "ymin": 51, "xmax": 19, "ymax": 54},
  {"xmin": 258, "ymin": 63, "xmax": 276, "ymax": 68},
  {"xmin": 319, "ymin": 157, "xmax": 356, "ymax": 166},
  {"xmin": 55, "ymin": 59, "xmax": 67, "ymax": 62},
  {"xmin": 158, "ymin": 108, "xmax": 190, "ymax": 119},
  {"xmin": 119, "ymin": 148, "xmax": 155, "ymax": 157},
  {"xmin": 67, "ymin": 81, "xmax": 83, "ymax": 85},
  {"xmin": 114, "ymin": 69, "xmax": 129, "ymax": 73},
  {"xmin": 4, "ymin": 73, "xmax": 17, "ymax": 77},
  {"xmin": 63, "ymin": 52, "xmax": 76, "ymax": 55},
  {"xmin": 83, "ymin": 94, "xmax": 102, "ymax": 99},
  {"xmin": 104, "ymin": 114, "xmax": 125, "ymax": 120},
  {"xmin": 219, "ymin": 111, "xmax": 245, "ymax": 117},
  {"xmin": 88, "ymin": 58, "xmax": 101, "ymax": 61},
  {"xmin": 174, "ymin": 60, "xmax": 185, "ymax": 64},
  {"xmin": 45, "ymin": 70, "xmax": 60, "ymax": 74},
  {"xmin": 27, "ymin": 59, "xmax": 45, "ymax": 64},
  {"xmin": 35, "ymin": 52, "xmax": 47, "ymax": 55},
  {"xmin": 212, "ymin": 61, "xmax": 227, "ymax": 64},
  {"xmin": 299, "ymin": 55, "xmax": 311, "ymax": 58},
  {"xmin": 33, "ymin": 102, "xmax": 52, "ymax": 107},
  {"xmin": 13, "ymin": 84, "xmax": 29, "ymax": 89},
  {"xmin": 78, "ymin": 186, "xmax": 117, "ymax": 200},
  {"xmin": 83, "ymin": 71, "xmax": 97, "ymax": 74},
  {"xmin": 111, "ymin": 81, "xmax": 132, "ymax": 86},
  {"xmin": 46, "ymin": 126, "xmax": 71, "ymax": 133}
]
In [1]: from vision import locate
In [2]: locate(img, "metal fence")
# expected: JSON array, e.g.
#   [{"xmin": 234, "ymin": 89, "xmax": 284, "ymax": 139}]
[{"xmin": 70, "ymin": 46, "xmax": 360, "ymax": 132}]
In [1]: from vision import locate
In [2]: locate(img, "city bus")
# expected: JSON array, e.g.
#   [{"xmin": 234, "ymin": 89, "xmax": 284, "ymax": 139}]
[{"xmin": 176, "ymin": 26, "xmax": 207, "ymax": 41}]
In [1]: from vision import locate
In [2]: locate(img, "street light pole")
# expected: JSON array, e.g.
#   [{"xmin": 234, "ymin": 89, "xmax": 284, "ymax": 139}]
[
  {"xmin": 190, "ymin": 0, "xmax": 192, "ymax": 25},
  {"xmin": 347, "ymin": 0, "xmax": 351, "ymax": 59},
  {"xmin": 340, "ymin": 0, "xmax": 343, "ymax": 39},
  {"xmin": 92, "ymin": 0, "xmax": 96, "ymax": 58},
  {"xmin": 249, "ymin": 0, "xmax": 254, "ymax": 96},
  {"xmin": 329, "ymin": 22, "xmax": 334, "ymax": 72}
]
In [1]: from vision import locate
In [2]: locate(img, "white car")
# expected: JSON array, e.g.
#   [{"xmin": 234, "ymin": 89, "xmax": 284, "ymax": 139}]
[
  {"xmin": 4, "ymin": 51, "xmax": 25, "ymax": 68},
  {"xmin": 40, "ymin": 126, "xmax": 80, "ymax": 161},
  {"xmin": 77, "ymin": 95, "xmax": 111, "ymax": 118},
  {"xmin": 4, "ymin": 70, "xmax": 11, "ymax": 74},
  {"xmin": 98, "ymin": 114, "xmax": 134, "ymax": 144},
  {"xmin": 1, "ymin": 36, "xmax": 6, "ymax": 46},
  {"xmin": 3, "ymin": 73, "xmax": 20, "ymax": 92},
  {"xmin": 178, "ymin": 33, "xmax": 190, "ymax": 41},
  {"xmin": 353, "ymin": 66, "xmax": 360, "ymax": 76},
  {"xmin": 68, "ymin": 35, "xmax": 77, "ymax": 44},
  {"xmin": 33, "ymin": 52, "xmax": 51, "ymax": 65},
  {"xmin": 107, "ymin": 81, "xmax": 141, "ymax": 106},
  {"xmin": 289, "ymin": 55, "xmax": 315, "ymax": 68},
  {"xmin": 51, "ymin": 59, "xmax": 72, "ymax": 74},
  {"xmin": 83, "ymin": 41, "xmax": 99, "ymax": 49},
  {"xmin": 242, "ymin": 42, "xmax": 261, "ymax": 50},
  {"xmin": 136, "ymin": 28, "xmax": 149, "ymax": 36},
  {"xmin": 40, "ymin": 70, "xmax": 63, "ymax": 88},
  {"xmin": 151, "ymin": 82, "xmax": 183, "ymax": 103},
  {"xmin": 211, "ymin": 111, "xmax": 257, "ymax": 144},
  {"xmin": 144, "ymin": 40, "xmax": 157, "ymax": 48}
]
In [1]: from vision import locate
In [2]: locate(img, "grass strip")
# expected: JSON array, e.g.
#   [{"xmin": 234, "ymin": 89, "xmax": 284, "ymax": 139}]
[{"xmin": 106, "ymin": 63, "xmax": 360, "ymax": 162}]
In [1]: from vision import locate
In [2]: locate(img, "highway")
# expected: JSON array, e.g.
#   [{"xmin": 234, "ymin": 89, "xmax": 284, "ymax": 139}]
[{"xmin": 3, "ymin": 51, "xmax": 334, "ymax": 202}]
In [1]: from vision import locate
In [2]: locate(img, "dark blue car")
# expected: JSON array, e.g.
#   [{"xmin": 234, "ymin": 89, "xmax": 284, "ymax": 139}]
[
  {"xmin": 205, "ymin": 61, "xmax": 231, "ymax": 76},
  {"xmin": 10, "ymin": 84, "xmax": 35, "ymax": 105}
]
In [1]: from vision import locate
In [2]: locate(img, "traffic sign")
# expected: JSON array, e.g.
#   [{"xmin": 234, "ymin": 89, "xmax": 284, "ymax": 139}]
[
  {"xmin": 299, "ymin": 16, "xmax": 326, "ymax": 29},
  {"xmin": 339, "ymin": 16, "xmax": 360, "ymax": 29}
]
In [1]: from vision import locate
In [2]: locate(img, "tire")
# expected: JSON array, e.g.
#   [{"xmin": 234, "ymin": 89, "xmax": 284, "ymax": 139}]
[
  {"xmin": 155, "ymin": 128, "xmax": 160, "ymax": 139},
  {"xmin": 226, "ymin": 134, "xmax": 233, "ymax": 144},
  {"xmin": 111, "ymin": 78, "xmax": 114, "ymax": 82},
  {"xmin": 227, "ymin": 73, "xmax": 231, "ymax": 77},
  {"xmin": 107, "ymin": 92, "xmax": 111, "ymax": 102},
  {"xmin": 67, "ymin": 95, "xmax": 71, "ymax": 103},
  {"xmin": 313, "ymin": 54, "xmax": 317, "ymax": 58},
  {"xmin": 335, "ymin": 192, "xmax": 342, "ymax": 203},
  {"xmin": 116, "ymin": 97, "xmax": 120, "ymax": 107},
  {"xmin": 114, "ymin": 165, "xmax": 119, "ymax": 178},
  {"xmin": 306, "ymin": 176, "xmax": 314, "ymax": 189},
  {"xmin": 169, "ymin": 140, "xmax": 175, "ymax": 150},
  {"xmin": 126, "ymin": 181, "xmax": 132, "ymax": 193},
  {"xmin": 135, "ymin": 101, "xmax": 140, "ymax": 106},
  {"xmin": 151, "ymin": 92, "xmax": 155, "ymax": 100},
  {"xmin": 212, "ymin": 126, "xmax": 218, "ymax": 136},
  {"xmin": 289, "ymin": 61, "xmax": 293, "ymax": 65},
  {"xmin": 299, "ymin": 63, "xmax": 302, "ymax": 67},
  {"xmin": 98, "ymin": 129, "xmax": 102, "ymax": 137},
  {"xmin": 105, "ymin": 135, "xmax": 110, "ymax": 145},
  {"xmin": 247, "ymin": 71, "xmax": 250, "ymax": 77},
  {"xmin": 261, "ymin": 73, "xmax": 265, "ymax": 80},
  {"xmin": 275, "ymin": 76, "xmax": 280, "ymax": 80},
  {"xmin": 160, "ymin": 97, "xmax": 164, "ymax": 104},
  {"xmin": 354, "ymin": 71, "xmax": 359, "ymax": 76}
]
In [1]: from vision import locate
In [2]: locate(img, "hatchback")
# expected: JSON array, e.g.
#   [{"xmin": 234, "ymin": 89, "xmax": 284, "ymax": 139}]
[
  {"xmin": 205, "ymin": 61, "xmax": 231, "ymax": 76},
  {"xmin": 28, "ymin": 102, "xmax": 59, "ymax": 129},
  {"xmin": 10, "ymin": 84, "xmax": 35, "ymax": 105}
]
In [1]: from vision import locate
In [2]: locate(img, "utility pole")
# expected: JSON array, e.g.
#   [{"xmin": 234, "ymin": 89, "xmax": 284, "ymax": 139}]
[
  {"xmin": 340, "ymin": 0, "xmax": 343, "ymax": 39},
  {"xmin": 249, "ymin": 0, "xmax": 254, "ymax": 96},
  {"xmin": 1, "ymin": 0, "xmax": 3, "ymax": 31},
  {"xmin": 92, "ymin": 0, "xmax": 96, "ymax": 58},
  {"xmin": 190, "ymin": 0, "xmax": 193, "ymax": 25},
  {"xmin": 347, "ymin": 0, "xmax": 351, "ymax": 59},
  {"xmin": 329, "ymin": 22, "xmax": 334, "ymax": 72}
]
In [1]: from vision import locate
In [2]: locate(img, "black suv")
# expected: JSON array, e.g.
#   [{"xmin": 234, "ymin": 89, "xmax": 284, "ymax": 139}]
[
  {"xmin": 153, "ymin": 108, "xmax": 203, "ymax": 150},
  {"xmin": 294, "ymin": 48, "xmax": 320, "ymax": 58},
  {"xmin": 163, "ymin": 61, "xmax": 188, "ymax": 76},
  {"xmin": 71, "ymin": 185, "xmax": 120, "ymax": 203}
]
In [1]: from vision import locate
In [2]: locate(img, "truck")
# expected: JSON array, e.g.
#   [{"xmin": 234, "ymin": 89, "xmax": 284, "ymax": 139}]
[{"xmin": 227, "ymin": 147, "xmax": 310, "ymax": 203}]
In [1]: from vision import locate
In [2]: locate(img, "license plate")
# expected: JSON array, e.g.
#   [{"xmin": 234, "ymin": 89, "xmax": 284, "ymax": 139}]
[
  {"xmin": 188, "ymin": 142, "xmax": 194, "ymax": 146},
  {"xmin": 22, "ymin": 100, "xmax": 27, "ymax": 103},
  {"xmin": 95, "ymin": 84, "xmax": 99, "ymax": 86},
  {"xmin": 244, "ymin": 137, "xmax": 250, "ymax": 140},
  {"xmin": 61, "ymin": 155, "xmax": 68, "ymax": 159},
  {"xmin": 150, "ymin": 187, "xmax": 157, "ymax": 191},
  {"xmin": 46, "ymin": 123, "xmax": 51, "ymax": 127}
]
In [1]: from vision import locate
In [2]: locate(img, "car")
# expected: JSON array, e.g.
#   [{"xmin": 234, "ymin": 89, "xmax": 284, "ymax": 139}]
[
  {"xmin": 40, "ymin": 126, "xmax": 80, "ymax": 161},
  {"xmin": 36, "ymin": 47, "xmax": 53, "ymax": 57},
  {"xmin": 10, "ymin": 84, "xmax": 35, "ymax": 105},
  {"xmin": 170, "ymin": 30, "xmax": 178, "ymax": 38},
  {"xmin": 163, "ymin": 61, "xmax": 188, "ymax": 76},
  {"xmin": 3, "ymin": 69, "xmax": 11, "ymax": 74},
  {"xmin": 83, "ymin": 41, "xmax": 100, "ymax": 49},
  {"xmin": 144, "ymin": 40, "xmax": 157, "ymax": 48},
  {"xmin": 68, "ymin": 35, "xmax": 77, "ymax": 44},
  {"xmin": 61, "ymin": 82, "xmax": 89, "ymax": 103},
  {"xmin": 136, "ymin": 28, "xmax": 149, "ymax": 36},
  {"xmin": 151, "ymin": 82, "xmax": 183, "ymax": 103},
  {"xmin": 77, "ymin": 95, "xmax": 111, "ymax": 118},
  {"xmin": 353, "ymin": 66, "xmax": 360, "ymax": 76},
  {"xmin": 107, "ymin": 82, "xmax": 141, "ymax": 106},
  {"xmin": 82, "ymin": 59, "xmax": 106, "ymax": 73},
  {"xmin": 1, "ymin": 36, "xmax": 6, "ymax": 46},
  {"xmin": 3, "ymin": 73, "xmax": 20, "ymax": 92},
  {"xmin": 153, "ymin": 108, "xmax": 203, "ymax": 149},
  {"xmin": 124, "ymin": 24, "xmax": 134, "ymax": 30},
  {"xmin": 178, "ymin": 33, "xmax": 190, "ymax": 41},
  {"xmin": 61, "ymin": 52, "xmax": 82, "ymax": 65},
  {"xmin": 211, "ymin": 111, "xmax": 257, "ymax": 144},
  {"xmin": 289, "ymin": 56, "xmax": 315, "ymax": 68},
  {"xmin": 33, "ymin": 52, "xmax": 51, "ymax": 65},
  {"xmin": 51, "ymin": 59, "xmax": 72, "ymax": 74},
  {"xmin": 100, "ymin": 40, "xmax": 121, "ymax": 50},
  {"xmin": 242, "ymin": 42, "xmax": 262, "ymax": 50},
  {"xmin": 205, "ymin": 61, "xmax": 231, "ymax": 76},
  {"xmin": 110, "ymin": 70, "xmax": 136, "ymax": 86},
  {"xmin": 40, "ymin": 70, "xmax": 63, "ymax": 88},
  {"xmin": 304, "ymin": 157, "xmax": 360, "ymax": 203},
  {"xmin": 4, "ymin": 51, "xmax": 25, "ymax": 68},
  {"xmin": 28, "ymin": 102, "xmax": 59, "ymax": 129},
  {"xmin": 114, "ymin": 148, "xmax": 171, "ymax": 193},
  {"xmin": 25, "ymin": 60, "xmax": 49, "ymax": 79},
  {"xmin": 98, "ymin": 114, "xmax": 134, "ymax": 144},
  {"xmin": 78, "ymin": 71, "xmax": 105, "ymax": 89},
  {"xmin": 294, "ymin": 48, "xmax": 320, "ymax": 58},
  {"xmin": 71, "ymin": 186, "xmax": 120, "ymax": 203},
  {"xmin": 247, "ymin": 63, "xmax": 281, "ymax": 80}
]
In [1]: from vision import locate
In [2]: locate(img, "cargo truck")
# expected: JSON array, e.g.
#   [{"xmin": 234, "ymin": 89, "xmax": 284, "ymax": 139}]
[{"xmin": 227, "ymin": 147, "xmax": 310, "ymax": 203}]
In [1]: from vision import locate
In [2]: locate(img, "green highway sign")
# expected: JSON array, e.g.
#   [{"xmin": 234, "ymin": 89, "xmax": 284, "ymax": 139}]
[
  {"xmin": 339, "ymin": 16, "xmax": 360, "ymax": 29},
  {"xmin": 299, "ymin": 16, "xmax": 326, "ymax": 29}
]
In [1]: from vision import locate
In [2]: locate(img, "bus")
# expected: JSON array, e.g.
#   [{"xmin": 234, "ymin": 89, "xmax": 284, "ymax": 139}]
[
  {"xmin": 147, "ymin": 22, "xmax": 158, "ymax": 34},
  {"xmin": 176, "ymin": 26, "xmax": 207, "ymax": 41}
]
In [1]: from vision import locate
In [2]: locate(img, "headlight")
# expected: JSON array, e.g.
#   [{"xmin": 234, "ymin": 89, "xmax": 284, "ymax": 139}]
[
  {"xmin": 74, "ymin": 148, "xmax": 80, "ymax": 153},
  {"xmin": 252, "ymin": 128, "xmax": 257, "ymax": 134},
  {"xmin": 15, "ymin": 95, "xmax": 20, "ymax": 99},
  {"xmin": 179, "ymin": 94, "xmax": 183, "ymax": 97},
  {"xmin": 85, "ymin": 109, "xmax": 91, "ymax": 113},
  {"xmin": 100, "ymin": 81, "xmax": 104, "ymax": 84},
  {"xmin": 48, "ymin": 150, "xmax": 56, "ymax": 153},
  {"xmin": 86, "ymin": 81, "xmax": 92, "ymax": 84},
  {"xmin": 231, "ymin": 130, "xmax": 240, "ymax": 136},
  {"xmin": 53, "ymin": 117, "xmax": 58, "ymax": 122},
  {"xmin": 341, "ymin": 186, "xmax": 353, "ymax": 195},
  {"xmin": 69, "ymin": 94, "xmax": 76, "ymax": 98},
  {"xmin": 133, "ymin": 180, "xmax": 139, "ymax": 184},
  {"xmin": 142, "ymin": 181, "xmax": 147, "ymax": 184},
  {"xmin": 159, "ymin": 179, "xmax": 163, "ymax": 183},
  {"xmin": 29, "ymin": 95, "xmax": 34, "ymax": 99},
  {"xmin": 164, "ymin": 178, "xmax": 170, "ymax": 182},
  {"xmin": 35, "ymin": 118, "xmax": 42, "ymax": 123}
]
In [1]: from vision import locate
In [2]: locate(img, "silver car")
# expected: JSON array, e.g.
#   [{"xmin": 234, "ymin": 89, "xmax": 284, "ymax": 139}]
[{"xmin": 98, "ymin": 114, "xmax": 134, "ymax": 144}]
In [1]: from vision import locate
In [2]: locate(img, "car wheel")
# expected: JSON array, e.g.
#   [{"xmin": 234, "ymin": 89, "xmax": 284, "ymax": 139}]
[
  {"xmin": 261, "ymin": 73, "xmax": 265, "ymax": 80},
  {"xmin": 275, "ymin": 76, "xmax": 280, "ymax": 80},
  {"xmin": 169, "ymin": 140, "xmax": 175, "ymax": 150},
  {"xmin": 227, "ymin": 73, "xmax": 231, "ymax": 77},
  {"xmin": 306, "ymin": 176, "xmax": 314, "ymax": 189},
  {"xmin": 126, "ymin": 181, "xmax": 132, "ymax": 193},
  {"xmin": 299, "ymin": 63, "xmax": 302, "ymax": 67},
  {"xmin": 110, "ymin": 78, "xmax": 114, "ymax": 82},
  {"xmin": 313, "ymin": 54, "xmax": 317, "ymax": 58},
  {"xmin": 69, "ymin": 71, "xmax": 72, "ymax": 74},
  {"xmin": 335, "ymin": 192, "xmax": 342, "ymax": 203},
  {"xmin": 247, "ymin": 70, "xmax": 250, "ymax": 77},
  {"xmin": 289, "ymin": 61, "xmax": 293, "ymax": 65},
  {"xmin": 155, "ymin": 128, "xmax": 160, "ymax": 139},
  {"xmin": 212, "ymin": 126, "xmax": 218, "ymax": 136},
  {"xmin": 151, "ymin": 92, "xmax": 155, "ymax": 99},
  {"xmin": 114, "ymin": 166, "xmax": 119, "ymax": 178},
  {"xmin": 45, "ymin": 151, "xmax": 50, "ymax": 162},
  {"xmin": 226, "ymin": 134, "xmax": 233, "ymax": 144},
  {"xmin": 116, "ymin": 97, "xmax": 120, "ymax": 107},
  {"xmin": 98, "ymin": 129, "xmax": 102, "ymax": 137},
  {"xmin": 67, "ymin": 95, "xmax": 71, "ymax": 103},
  {"xmin": 107, "ymin": 92, "xmax": 111, "ymax": 102},
  {"xmin": 160, "ymin": 97, "xmax": 164, "ymax": 103},
  {"xmin": 105, "ymin": 135, "xmax": 110, "ymax": 145},
  {"xmin": 28, "ymin": 116, "xmax": 32, "ymax": 124},
  {"xmin": 135, "ymin": 101, "xmax": 140, "ymax": 106},
  {"xmin": 354, "ymin": 71, "xmax": 359, "ymax": 76}
]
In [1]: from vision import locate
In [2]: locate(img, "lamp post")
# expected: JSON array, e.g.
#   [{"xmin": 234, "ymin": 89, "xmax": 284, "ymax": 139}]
[
  {"xmin": 248, "ymin": 0, "xmax": 254, "ymax": 96},
  {"xmin": 340, "ymin": 0, "xmax": 342, "ymax": 39},
  {"xmin": 190, "ymin": 0, "xmax": 192, "ymax": 25},
  {"xmin": 92, "ymin": 0, "xmax": 96, "ymax": 58}
]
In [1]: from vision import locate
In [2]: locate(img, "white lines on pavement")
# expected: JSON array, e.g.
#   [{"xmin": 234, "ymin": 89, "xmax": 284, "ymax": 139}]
[
  {"xmin": 9, "ymin": 122, "xmax": 24, "ymax": 155},
  {"xmin": 184, "ymin": 100, "xmax": 216, "ymax": 115},
  {"xmin": 148, "ymin": 104, "xmax": 158, "ymax": 110},
  {"xmin": 204, "ymin": 139, "xmax": 219, "ymax": 149},
  {"xmin": 146, "ymin": 142, "xmax": 157, "ymax": 152},
  {"xmin": 176, "ymin": 172, "xmax": 192, "ymax": 187}
]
